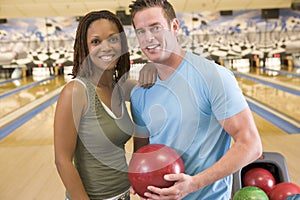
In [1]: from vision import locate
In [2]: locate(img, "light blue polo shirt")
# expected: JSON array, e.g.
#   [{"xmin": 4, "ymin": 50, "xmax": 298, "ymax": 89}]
[{"xmin": 130, "ymin": 51, "xmax": 248, "ymax": 199}]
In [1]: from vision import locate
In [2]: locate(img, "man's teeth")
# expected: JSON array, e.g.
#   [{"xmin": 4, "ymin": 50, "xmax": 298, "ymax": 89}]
[{"xmin": 147, "ymin": 44, "xmax": 159, "ymax": 49}]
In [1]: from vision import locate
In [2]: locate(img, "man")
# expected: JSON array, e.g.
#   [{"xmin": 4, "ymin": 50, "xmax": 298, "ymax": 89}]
[{"xmin": 129, "ymin": 0, "xmax": 262, "ymax": 199}]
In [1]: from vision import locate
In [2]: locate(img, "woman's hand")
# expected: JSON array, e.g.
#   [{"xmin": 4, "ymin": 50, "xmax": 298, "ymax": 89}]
[{"xmin": 138, "ymin": 62, "xmax": 157, "ymax": 88}]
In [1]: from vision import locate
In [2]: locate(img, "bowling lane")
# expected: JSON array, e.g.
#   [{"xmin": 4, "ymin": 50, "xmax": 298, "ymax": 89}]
[
  {"xmin": 254, "ymin": 112, "xmax": 300, "ymax": 186},
  {"xmin": 236, "ymin": 75, "xmax": 300, "ymax": 122},
  {"xmin": 0, "ymin": 77, "xmax": 36, "ymax": 95},
  {"xmin": 0, "ymin": 102, "xmax": 299, "ymax": 200},
  {"xmin": 248, "ymin": 67, "xmax": 300, "ymax": 88},
  {"xmin": 0, "ymin": 75, "xmax": 66, "ymax": 119},
  {"xmin": 0, "ymin": 103, "xmax": 65, "ymax": 200}
]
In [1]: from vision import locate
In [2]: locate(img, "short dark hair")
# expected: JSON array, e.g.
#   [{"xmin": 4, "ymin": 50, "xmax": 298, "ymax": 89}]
[
  {"xmin": 129, "ymin": 0, "xmax": 177, "ymax": 26},
  {"xmin": 72, "ymin": 10, "xmax": 130, "ymax": 81}
]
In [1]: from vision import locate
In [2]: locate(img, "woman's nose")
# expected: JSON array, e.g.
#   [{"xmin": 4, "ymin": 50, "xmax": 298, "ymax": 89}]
[{"xmin": 100, "ymin": 40, "xmax": 112, "ymax": 51}]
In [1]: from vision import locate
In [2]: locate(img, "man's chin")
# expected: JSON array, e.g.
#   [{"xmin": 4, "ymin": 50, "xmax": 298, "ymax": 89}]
[{"xmin": 143, "ymin": 51, "xmax": 161, "ymax": 62}]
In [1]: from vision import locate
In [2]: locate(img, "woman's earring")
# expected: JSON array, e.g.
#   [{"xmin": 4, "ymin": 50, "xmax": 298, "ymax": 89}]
[{"xmin": 113, "ymin": 66, "xmax": 118, "ymax": 83}]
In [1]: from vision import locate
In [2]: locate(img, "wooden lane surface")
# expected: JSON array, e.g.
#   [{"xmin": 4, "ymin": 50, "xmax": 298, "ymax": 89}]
[
  {"xmin": 0, "ymin": 104, "xmax": 299, "ymax": 199},
  {"xmin": 237, "ymin": 77, "xmax": 300, "ymax": 121},
  {"xmin": 0, "ymin": 103, "xmax": 64, "ymax": 200},
  {"xmin": 236, "ymin": 69, "xmax": 300, "ymax": 122},
  {"xmin": 249, "ymin": 68, "xmax": 300, "ymax": 87},
  {"xmin": 0, "ymin": 78, "xmax": 33, "ymax": 94},
  {"xmin": 0, "ymin": 76, "xmax": 66, "ymax": 119}
]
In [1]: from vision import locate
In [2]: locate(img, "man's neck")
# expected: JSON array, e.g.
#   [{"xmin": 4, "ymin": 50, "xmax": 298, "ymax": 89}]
[{"xmin": 156, "ymin": 50, "xmax": 186, "ymax": 81}]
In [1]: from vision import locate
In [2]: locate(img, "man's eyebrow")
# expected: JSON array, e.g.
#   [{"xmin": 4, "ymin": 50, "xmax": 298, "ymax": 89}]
[{"xmin": 136, "ymin": 22, "xmax": 162, "ymax": 30}]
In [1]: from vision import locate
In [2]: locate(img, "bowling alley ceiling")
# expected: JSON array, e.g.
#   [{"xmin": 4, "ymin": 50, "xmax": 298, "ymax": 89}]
[{"xmin": 0, "ymin": 0, "xmax": 299, "ymax": 18}]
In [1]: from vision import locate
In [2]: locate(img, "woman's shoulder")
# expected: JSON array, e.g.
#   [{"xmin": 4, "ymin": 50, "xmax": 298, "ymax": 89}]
[
  {"xmin": 57, "ymin": 78, "xmax": 88, "ymax": 113},
  {"xmin": 60, "ymin": 78, "xmax": 87, "ymax": 98}
]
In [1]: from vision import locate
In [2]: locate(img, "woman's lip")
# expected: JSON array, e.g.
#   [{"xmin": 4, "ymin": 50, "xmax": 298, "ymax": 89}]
[{"xmin": 99, "ymin": 55, "xmax": 115, "ymax": 61}]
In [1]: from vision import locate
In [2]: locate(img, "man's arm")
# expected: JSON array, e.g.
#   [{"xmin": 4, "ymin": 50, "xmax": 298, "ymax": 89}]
[
  {"xmin": 192, "ymin": 107, "xmax": 262, "ymax": 190},
  {"xmin": 143, "ymin": 107, "xmax": 262, "ymax": 200}
]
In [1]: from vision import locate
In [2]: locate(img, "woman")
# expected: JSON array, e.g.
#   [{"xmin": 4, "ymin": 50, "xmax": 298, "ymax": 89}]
[{"xmin": 54, "ymin": 10, "xmax": 154, "ymax": 200}]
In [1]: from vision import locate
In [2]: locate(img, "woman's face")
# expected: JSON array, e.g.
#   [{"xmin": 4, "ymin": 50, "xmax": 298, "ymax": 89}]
[{"xmin": 87, "ymin": 19, "xmax": 122, "ymax": 71}]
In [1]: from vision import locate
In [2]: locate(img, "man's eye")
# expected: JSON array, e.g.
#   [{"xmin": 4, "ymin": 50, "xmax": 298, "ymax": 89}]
[
  {"xmin": 136, "ymin": 29, "xmax": 145, "ymax": 36},
  {"xmin": 152, "ymin": 25, "xmax": 162, "ymax": 32}
]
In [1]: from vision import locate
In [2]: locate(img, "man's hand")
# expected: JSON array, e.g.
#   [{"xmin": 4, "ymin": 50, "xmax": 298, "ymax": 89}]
[{"xmin": 142, "ymin": 173, "xmax": 197, "ymax": 200}]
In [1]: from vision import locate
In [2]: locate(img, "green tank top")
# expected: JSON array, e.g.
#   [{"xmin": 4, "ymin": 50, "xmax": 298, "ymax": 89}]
[{"xmin": 68, "ymin": 77, "xmax": 133, "ymax": 199}]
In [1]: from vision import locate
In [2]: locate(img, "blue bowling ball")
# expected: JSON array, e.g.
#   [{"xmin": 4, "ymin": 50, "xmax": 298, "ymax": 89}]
[{"xmin": 286, "ymin": 194, "xmax": 300, "ymax": 200}]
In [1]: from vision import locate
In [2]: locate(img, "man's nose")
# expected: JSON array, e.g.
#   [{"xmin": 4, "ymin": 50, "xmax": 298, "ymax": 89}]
[{"xmin": 144, "ymin": 29, "xmax": 155, "ymax": 42}]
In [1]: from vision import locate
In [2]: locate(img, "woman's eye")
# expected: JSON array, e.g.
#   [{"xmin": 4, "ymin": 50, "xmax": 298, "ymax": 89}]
[
  {"xmin": 108, "ymin": 35, "xmax": 120, "ymax": 43},
  {"xmin": 91, "ymin": 39, "xmax": 100, "ymax": 45}
]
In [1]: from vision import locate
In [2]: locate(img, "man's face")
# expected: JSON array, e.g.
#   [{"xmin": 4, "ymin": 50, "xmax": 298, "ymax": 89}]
[{"xmin": 133, "ymin": 7, "xmax": 177, "ymax": 64}]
